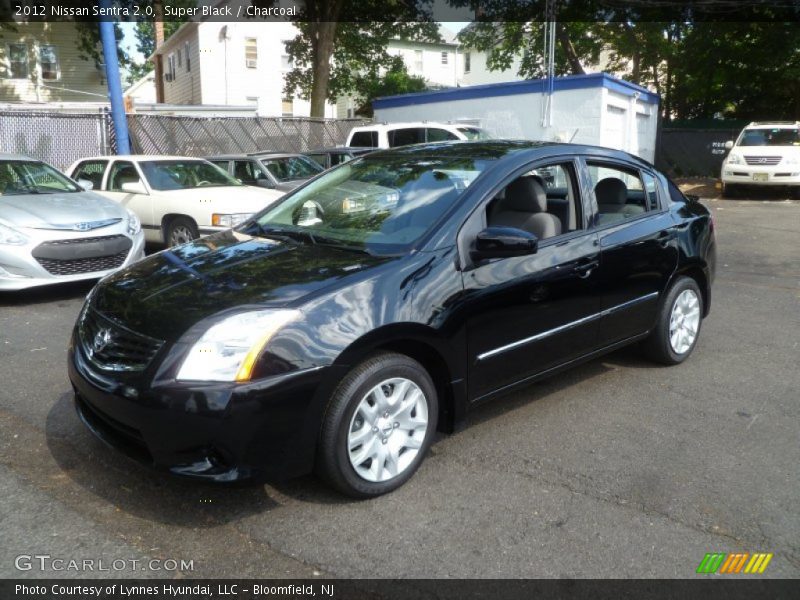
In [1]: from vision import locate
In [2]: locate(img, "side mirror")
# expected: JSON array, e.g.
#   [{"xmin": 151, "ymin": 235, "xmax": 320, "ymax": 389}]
[
  {"xmin": 724, "ymin": 140, "xmax": 734, "ymax": 150},
  {"xmin": 256, "ymin": 178, "xmax": 275, "ymax": 189},
  {"xmin": 76, "ymin": 178, "xmax": 94, "ymax": 191},
  {"xmin": 120, "ymin": 181, "xmax": 147, "ymax": 194},
  {"xmin": 471, "ymin": 226, "xmax": 538, "ymax": 262}
]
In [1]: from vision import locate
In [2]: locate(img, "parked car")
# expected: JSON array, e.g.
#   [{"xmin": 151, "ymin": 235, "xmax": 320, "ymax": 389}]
[
  {"xmin": 345, "ymin": 121, "xmax": 491, "ymax": 149},
  {"xmin": 68, "ymin": 141, "xmax": 715, "ymax": 497},
  {"xmin": 67, "ymin": 156, "xmax": 283, "ymax": 246},
  {"xmin": 721, "ymin": 121, "xmax": 800, "ymax": 197},
  {"xmin": 208, "ymin": 153, "xmax": 324, "ymax": 192},
  {"xmin": 0, "ymin": 154, "xmax": 144, "ymax": 291},
  {"xmin": 304, "ymin": 146, "xmax": 374, "ymax": 169}
]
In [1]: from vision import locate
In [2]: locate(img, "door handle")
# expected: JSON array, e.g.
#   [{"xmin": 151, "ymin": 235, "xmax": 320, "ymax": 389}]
[{"xmin": 573, "ymin": 259, "xmax": 599, "ymax": 278}]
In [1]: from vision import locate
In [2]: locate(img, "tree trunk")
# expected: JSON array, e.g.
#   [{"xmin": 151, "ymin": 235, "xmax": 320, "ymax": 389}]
[
  {"xmin": 309, "ymin": 22, "xmax": 337, "ymax": 117},
  {"xmin": 556, "ymin": 24, "xmax": 585, "ymax": 75}
]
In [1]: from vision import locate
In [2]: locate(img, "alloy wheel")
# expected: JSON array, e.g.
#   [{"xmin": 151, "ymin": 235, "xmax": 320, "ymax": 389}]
[
  {"xmin": 669, "ymin": 289, "xmax": 700, "ymax": 354},
  {"xmin": 347, "ymin": 377, "xmax": 429, "ymax": 483}
]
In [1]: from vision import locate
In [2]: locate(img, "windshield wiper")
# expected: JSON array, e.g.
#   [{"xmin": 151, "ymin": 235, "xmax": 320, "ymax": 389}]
[{"xmin": 255, "ymin": 224, "xmax": 316, "ymax": 245}]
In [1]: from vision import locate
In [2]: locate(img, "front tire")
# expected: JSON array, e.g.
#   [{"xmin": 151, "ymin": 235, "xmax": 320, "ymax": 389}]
[
  {"xmin": 165, "ymin": 216, "xmax": 199, "ymax": 247},
  {"xmin": 642, "ymin": 276, "xmax": 704, "ymax": 365},
  {"xmin": 721, "ymin": 183, "xmax": 738, "ymax": 198},
  {"xmin": 317, "ymin": 353, "xmax": 438, "ymax": 498}
]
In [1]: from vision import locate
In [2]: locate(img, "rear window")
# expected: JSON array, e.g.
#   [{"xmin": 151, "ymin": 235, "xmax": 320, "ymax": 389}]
[
  {"xmin": 349, "ymin": 131, "xmax": 378, "ymax": 148},
  {"xmin": 388, "ymin": 128, "xmax": 425, "ymax": 147}
]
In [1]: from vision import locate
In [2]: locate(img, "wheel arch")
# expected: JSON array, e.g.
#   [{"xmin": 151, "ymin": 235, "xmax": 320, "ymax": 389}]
[
  {"xmin": 160, "ymin": 213, "xmax": 199, "ymax": 244},
  {"xmin": 331, "ymin": 323, "xmax": 466, "ymax": 434}
]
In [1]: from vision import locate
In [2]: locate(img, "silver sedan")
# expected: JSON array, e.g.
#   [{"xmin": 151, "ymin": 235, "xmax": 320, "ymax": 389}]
[{"xmin": 0, "ymin": 154, "xmax": 145, "ymax": 291}]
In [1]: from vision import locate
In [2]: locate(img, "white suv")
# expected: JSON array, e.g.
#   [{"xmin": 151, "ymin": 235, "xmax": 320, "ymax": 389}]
[
  {"xmin": 346, "ymin": 122, "xmax": 490, "ymax": 149},
  {"xmin": 721, "ymin": 121, "xmax": 800, "ymax": 197}
]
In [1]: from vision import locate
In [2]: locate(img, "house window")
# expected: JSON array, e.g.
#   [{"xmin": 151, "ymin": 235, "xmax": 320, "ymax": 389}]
[
  {"xmin": 464, "ymin": 52, "xmax": 471, "ymax": 74},
  {"xmin": 6, "ymin": 43, "xmax": 28, "ymax": 79},
  {"xmin": 39, "ymin": 45, "xmax": 59, "ymax": 80},
  {"xmin": 413, "ymin": 50, "xmax": 423, "ymax": 73},
  {"xmin": 441, "ymin": 51, "xmax": 448, "ymax": 65},
  {"xmin": 166, "ymin": 53, "xmax": 175, "ymax": 81},
  {"xmin": 282, "ymin": 97, "xmax": 293, "ymax": 117},
  {"xmin": 185, "ymin": 41, "xmax": 191, "ymax": 71},
  {"xmin": 177, "ymin": 48, "xmax": 182, "ymax": 67},
  {"xmin": 245, "ymin": 38, "xmax": 257, "ymax": 69}
]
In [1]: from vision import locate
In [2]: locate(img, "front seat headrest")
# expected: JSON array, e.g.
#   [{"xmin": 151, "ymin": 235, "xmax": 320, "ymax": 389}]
[
  {"xmin": 504, "ymin": 176, "xmax": 547, "ymax": 213},
  {"xmin": 595, "ymin": 177, "xmax": 627, "ymax": 206}
]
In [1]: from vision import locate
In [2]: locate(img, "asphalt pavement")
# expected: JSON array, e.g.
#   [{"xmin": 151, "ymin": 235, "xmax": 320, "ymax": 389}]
[{"xmin": 1, "ymin": 196, "xmax": 798, "ymax": 581}]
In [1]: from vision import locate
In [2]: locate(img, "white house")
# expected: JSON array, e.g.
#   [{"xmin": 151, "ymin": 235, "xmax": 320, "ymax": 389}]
[
  {"xmin": 151, "ymin": 20, "xmax": 336, "ymax": 118},
  {"xmin": 0, "ymin": 21, "xmax": 108, "ymax": 103}
]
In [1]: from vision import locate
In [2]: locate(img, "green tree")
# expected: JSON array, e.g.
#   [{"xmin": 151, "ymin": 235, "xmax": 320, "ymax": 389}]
[
  {"xmin": 352, "ymin": 57, "xmax": 428, "ymax": 117},
  {"xmin": 277, "ymin": 0, "xmax": 441, "ymax": 117}
]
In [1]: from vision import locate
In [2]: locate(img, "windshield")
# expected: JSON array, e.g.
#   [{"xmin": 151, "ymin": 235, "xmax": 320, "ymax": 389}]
[
  {"xmin": 259, "ymin": 156, "xmax": 324, "ymax": 182},
  {"xmin": 249, "ymin": 155, "xmax": 492, "ymax": 254},
  {"xmin": 139, "ymin": 160, "xmax": 241, "ymax": 191},
  {"xmin": 738, "ymin": 128, "xmax": 800, "ymax": 147},
  {"xmin": 457, "ymin": 127, "xmax": 491, "ymax": 140},
  {"xmin": 0, "ymin": 160, "xmax": 81, "ymax": 195}
]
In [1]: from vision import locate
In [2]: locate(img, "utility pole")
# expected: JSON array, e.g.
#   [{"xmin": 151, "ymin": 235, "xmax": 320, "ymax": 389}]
[
  {"xmin": 541, "ymin": 0, "xmax": 556, "ymax": 129},
  {"xmin": 98, "ymin": 0, "xmax": 131, "ymax": 154}
]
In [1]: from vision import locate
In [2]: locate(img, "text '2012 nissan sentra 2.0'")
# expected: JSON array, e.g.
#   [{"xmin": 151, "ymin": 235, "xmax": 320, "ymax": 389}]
[{"xmin": 68, "ymin": 141, "xmax": 716, "ymax": 497}]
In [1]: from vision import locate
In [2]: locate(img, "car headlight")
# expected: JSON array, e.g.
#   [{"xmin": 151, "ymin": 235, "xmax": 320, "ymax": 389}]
[
  {"xmin": 176, "ymin": 309, "xmax": 300, "ymax": 382},
  {"xmin": 0, "ymin": 221, "xmax": 28, "ymax": 245},
  {"xmin": 126, "ymin": 210, "xmax": 141, "ymax": 236},
  {"xmin": 726, "ymin": 153, "xmax": 743, "ymax": 165},
  {"xmin": 212, "ymin": 213, "xmax": 253, "ymax": 227}
]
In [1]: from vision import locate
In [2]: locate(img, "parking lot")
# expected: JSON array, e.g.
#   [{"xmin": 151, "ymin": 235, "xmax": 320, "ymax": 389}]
[{"xmin": 1, "ymin": 195, "xmax": 798, "ymax": 580}]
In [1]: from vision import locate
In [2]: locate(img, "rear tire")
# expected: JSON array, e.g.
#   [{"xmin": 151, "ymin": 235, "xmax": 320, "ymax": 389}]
[
  {"xmin": 316, "ymin": 352, "xmax": 438, "ymax": 498},
  {"xmin": 642, "ymin": 276, "xmax": 704, "ymax": 365},
  {"xmin": 164, "ymin": 217, "xmax": 199, "ymax": 247}
]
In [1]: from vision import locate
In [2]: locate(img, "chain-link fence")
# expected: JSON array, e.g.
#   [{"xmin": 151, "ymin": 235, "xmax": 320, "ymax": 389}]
[
  {"xmin": 0, "ymin": 109, "xmax": 370, "ymax": 170},
  {"xmin": 127, "ymin": 114, "xmax": 369, "ymax": 156},
  {"xmin": 0, "ymin": 110, "xmax": 113, "ymax": 171}
]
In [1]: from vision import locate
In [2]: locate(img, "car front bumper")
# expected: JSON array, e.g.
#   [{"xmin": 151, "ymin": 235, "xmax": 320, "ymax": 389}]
[
  {"xmin": 0, "ymin": 230, "xmax": 145, "ymax": 291},
  {"xmin": 721, "ymin": 166, "xmax": 800, "ymax": 187},
  {"xmin": 68, "ymin": 340, "xmax": 330, "ymax": 483}
]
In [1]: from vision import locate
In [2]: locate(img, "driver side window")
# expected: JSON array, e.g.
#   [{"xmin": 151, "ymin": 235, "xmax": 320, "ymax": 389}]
[{"xmin": 486, "ymin": 162, "xmax": 582, "ymax": 241}]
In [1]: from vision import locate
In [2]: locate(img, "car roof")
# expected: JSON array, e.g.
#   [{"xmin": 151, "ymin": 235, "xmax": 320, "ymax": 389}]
[
  {"xmin": 349, "ymin": 122, "xmax": 465, "ymax": 132},
  {"xmin": 306, "ymin": 147, "xmax": 373, "ymax": 153},
  {"xmin": 0, "ymin": 153, "xmax": 38, "ymax": 161},
  {"xmin": 75, "ymin": 155, "xmax": 207, "ymax": 162},
  {"xmin": 745, "ymin": 121, "xmax": 800, "ymax": 129},
  {"xmin": 359, "ymin": 139, "xmax": 654, "ymax": 167}
]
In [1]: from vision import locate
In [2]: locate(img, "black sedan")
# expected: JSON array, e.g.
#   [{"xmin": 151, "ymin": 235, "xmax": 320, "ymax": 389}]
[{"xmin": 68, "ymin": 141, "xmax": 716, "ymax": 497}]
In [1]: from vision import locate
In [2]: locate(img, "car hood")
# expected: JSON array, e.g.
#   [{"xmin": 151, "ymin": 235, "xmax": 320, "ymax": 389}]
[
  {"xmin": 91, "ymin": 230, "xmax": 393, "ymax": 342},
  {"xmin": 0, "ymin": 191, "xmax": 126, "ymax": 229}
]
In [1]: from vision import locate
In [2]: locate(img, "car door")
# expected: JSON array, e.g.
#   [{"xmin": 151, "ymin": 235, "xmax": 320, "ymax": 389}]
[
  {"xmin": 583, "ymin": 158, "xmax": 679, "ymax": 346},
  {"xmin": 461, "ymin": 159, "xmax": 603, "ymax": 401},
  {"xmin": 102, "ymin": 160, "xmax": 157, "ymax": 241}
]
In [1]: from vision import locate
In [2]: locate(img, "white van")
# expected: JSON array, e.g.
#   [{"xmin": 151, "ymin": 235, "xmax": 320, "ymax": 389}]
[
  {"xmin": 721, "ymin": 121, "xmax": 800, "ymax": 197},
  {"xmin": 346, "ymin": 122, "xmax": 490, "ymax": 149}
]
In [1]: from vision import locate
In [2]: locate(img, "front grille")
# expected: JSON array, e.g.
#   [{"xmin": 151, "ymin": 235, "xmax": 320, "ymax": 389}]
[
  {"xmin": 744, "ymin": 156, "xmax": 782, "ymax": 166},
  {"xmin": 33, "ymin": 234, "xmax": 132, "ymax": 276},
  {"xmin": 79, "ymin": 308, "xmax": 164, "ymax": 372},
  {"xmin": 37, "ymin": 251, "xmax": 128, "ymax": 275}
]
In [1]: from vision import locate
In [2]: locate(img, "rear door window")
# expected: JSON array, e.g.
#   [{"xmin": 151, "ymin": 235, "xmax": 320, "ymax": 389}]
[
  {"xmin": 349, "ymin": 131, "xmax": 378, "ymax": 147},
  {"xmin": 586, "ymin": 162, "xmax": 649, "ymax": 226}
]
